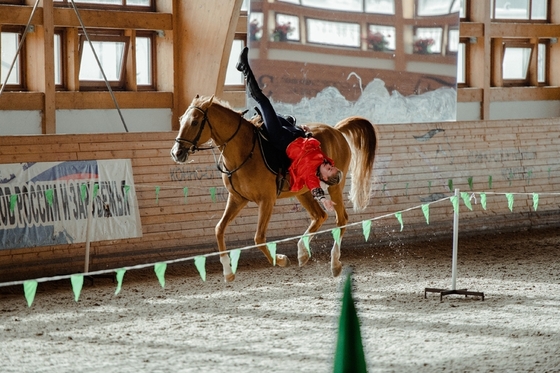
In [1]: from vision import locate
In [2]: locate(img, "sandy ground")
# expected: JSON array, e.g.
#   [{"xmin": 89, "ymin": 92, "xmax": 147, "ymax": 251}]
[{"xmin": 1, "ymin": 227, "xmax": 560, "ymax": 373}]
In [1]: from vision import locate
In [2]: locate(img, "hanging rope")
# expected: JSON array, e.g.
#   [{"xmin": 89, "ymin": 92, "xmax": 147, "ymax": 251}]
[
  {"xmin": 69, "ymin": 0, "xmax": 129, "ymax": 132},
  {"xmin": 0, "ymin": 0, "xmax": 41, "ymax": 97}
]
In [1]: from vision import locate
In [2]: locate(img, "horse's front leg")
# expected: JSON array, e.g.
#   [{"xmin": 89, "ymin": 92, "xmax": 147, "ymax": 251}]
[
  {"xmin": 216, "ymin": 193, "xmax": 248, "ymax": 282},
  {"xmin": 328, "ymin": 185, "xmax": 348, "ymax": 277},
  {"xmin": 254, "ymin": 199, "xmax": 290, "ymax": 268},
  {"xmin": 295, "ymin": 192, "xmax": 328, "ymax": 267}
]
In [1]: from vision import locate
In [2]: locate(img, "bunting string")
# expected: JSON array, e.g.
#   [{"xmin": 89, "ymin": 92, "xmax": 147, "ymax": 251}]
[{"xmin": 1, "ymin": 190, "xmax": 558, "ymax": 306}]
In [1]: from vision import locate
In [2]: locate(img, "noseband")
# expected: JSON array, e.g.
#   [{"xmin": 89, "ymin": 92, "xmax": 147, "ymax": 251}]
[{"xmin": 175, "ymin": 106, "xmax": 214, "ymax": 153}]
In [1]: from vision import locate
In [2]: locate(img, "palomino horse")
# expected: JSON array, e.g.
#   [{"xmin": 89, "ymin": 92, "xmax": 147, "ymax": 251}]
[{"xmin": 171, "ymin": 95, "xmax": 378, "ymax": 282}]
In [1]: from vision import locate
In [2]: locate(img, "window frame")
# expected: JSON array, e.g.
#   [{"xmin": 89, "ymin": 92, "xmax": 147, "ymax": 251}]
[
  {"xmin": 78, "ymin": 32, "xmax": 130, "ymax": 91},
  {"xmin": 491, "ymin": 0, "xmax": 550, "ymax": 22},
  {"xmin": 500, "ymin": 39, "xmax": 535, "ymax": 87},
  {"xmin": 135, "ymin": 31, "xmax": 157, "ymax": 91},
  {"xmin": 0, "ymin": 25, "xmax": 26, "ymax": 91},
  {"xmin": 457, "ymin": 37, "xmax": 469, "ymax": 88}
]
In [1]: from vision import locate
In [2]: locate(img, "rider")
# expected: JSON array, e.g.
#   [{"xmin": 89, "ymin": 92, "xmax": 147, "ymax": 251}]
[{"xmin": 236, "ymin": 47, "xmax": 342, "ymax": 212}]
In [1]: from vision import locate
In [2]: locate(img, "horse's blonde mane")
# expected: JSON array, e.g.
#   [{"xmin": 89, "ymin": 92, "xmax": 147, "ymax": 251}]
[{"xmin": 189, "ymin": 94, "xmax": 263, "ymax": 129}]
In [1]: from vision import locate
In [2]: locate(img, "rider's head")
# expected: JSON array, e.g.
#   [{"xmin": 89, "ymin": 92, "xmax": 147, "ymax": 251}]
[{"xmin": 318, "ymin": 160, "xmax": 342, "ymax": 186}]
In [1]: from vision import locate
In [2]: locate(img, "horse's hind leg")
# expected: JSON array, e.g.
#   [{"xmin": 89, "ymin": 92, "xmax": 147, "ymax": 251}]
[
  {"xmin": 216, "ymin": 193, "xmax": 248, "ymax": 282},
  {"xmin": 328, "ymin": 184, "xmax": 348, "ymax": 277},
  {"xmin": 295, "ymin": 192, "xmax": 328, "ymax": 267}
]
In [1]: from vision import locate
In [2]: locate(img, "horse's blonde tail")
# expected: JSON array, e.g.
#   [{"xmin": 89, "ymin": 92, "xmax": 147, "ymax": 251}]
[{"xmin": 335, "ymin": 116, "xmax": 378, "ymax": 211}]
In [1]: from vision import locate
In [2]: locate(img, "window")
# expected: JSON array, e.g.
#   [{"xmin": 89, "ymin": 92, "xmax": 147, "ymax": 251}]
[
  {"xmin": 492, "ymin": 0, "xmax": 548, "ymax": 21},
  {"xmin": 498, "ymin": 39, "xmax": 549, "ymax": 87},
  {"xmin": 457, "ymin": 39, "xmax": 468, "ymax": 86},
  {"xmin": 416, "ymin": 0, "xmax": 461, "ymax": 16},
  {"xmin": 249, "ymin": 12, "xmax": 264, "ymax": 42},
  {"xmin": 78, "ymin": 33, "xmax": 130, "ymax": 90},
  {"xmin": 135, "ymin": 33, "xmax": 155, "ymax": 89},
  {"xmin": 54, "ymin": 31, "xmax": 64, "ymax": 88},
  {"xmin": 306, "ymin": 19, "xmax": 360, "ymax": 48},
  {"xmin": 273, "ymin": 14, "xmax": 300, "ymax": 42},
  {"xmin": 413, "ymin": 27, "xmax": 443, "ymax": 54},
  {"xmin": 537, "ymin": 42, "xmax": 547, "ymax": 84},
  {"xmin": 366, "ymin": 25, "xmax": 396, "ymax": 51},
  {"xmin": 448, "ymin": 28, "xmax": 460, "ymax": 54},
  {"xmin": 0, "ymin": 27, "xmax": 24, "ymax": 90},
  {"xmin": 301, "ymin": 0, "xmax": 362, "ymax": 12},
  {"xmin": 225, "ymin": 38, "xmax": 246, "ymax": 88},
  {"xmin": 365, "ymin": 0, "xmax": 395, "ymax": 14}
]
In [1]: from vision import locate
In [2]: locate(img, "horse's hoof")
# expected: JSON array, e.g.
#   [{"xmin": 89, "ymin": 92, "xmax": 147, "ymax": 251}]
[
  {"xmin": 276, "ymin": 254, "xmax": 291, "ymax": 267},
  {"xmin": 331, "ymin": 263, "xmax": 343, "ymax": 277},
  {"xmin": 298, "ymin": 253, "xmax": 310, "ymax": 267},
  {"xmin": 224, "ymin": 273, "xmax": 235, "ymax": 282}
]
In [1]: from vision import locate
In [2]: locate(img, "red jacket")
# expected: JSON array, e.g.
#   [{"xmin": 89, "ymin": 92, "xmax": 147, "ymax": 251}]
[{"xmin": 286, "ymin": 137, "xmax": 334, "ymax": 192}]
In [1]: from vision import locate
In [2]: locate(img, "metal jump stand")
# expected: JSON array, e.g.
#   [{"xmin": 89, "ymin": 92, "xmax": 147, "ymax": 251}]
[{"xmin": 424, "ymin": 189, "xmax": 485, "ymax": 301}]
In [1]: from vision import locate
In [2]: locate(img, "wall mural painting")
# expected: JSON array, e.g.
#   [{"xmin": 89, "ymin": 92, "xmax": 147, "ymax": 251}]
[{"xmin": 248, "ymin": 0, "xmax": 460, "ymax": 125}]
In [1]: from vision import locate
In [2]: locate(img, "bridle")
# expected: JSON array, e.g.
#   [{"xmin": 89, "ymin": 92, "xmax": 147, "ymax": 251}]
[
  {"xmin": 174, "ymin": 104, "xmax": 256, "ymax": 179},
  {"xmin": 175, "ymin": 105, "xmax": 216, "ymax": 153}
]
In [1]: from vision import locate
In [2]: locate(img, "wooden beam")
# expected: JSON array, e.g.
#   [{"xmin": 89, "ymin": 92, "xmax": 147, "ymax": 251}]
[
  {"xmin": 53, "ymin": 8, "xmax": 173, "ymax": 30},
  {"xmin": 0, "ymin": 92, "xmax": 44, "ymax": 110},
  {"xmin": 55, "ymin": 91, "xmax": 173, "ymax": 109},
  {"xmin": 0, "ymin": 5, "xmax": 43, "ymax": 25}
]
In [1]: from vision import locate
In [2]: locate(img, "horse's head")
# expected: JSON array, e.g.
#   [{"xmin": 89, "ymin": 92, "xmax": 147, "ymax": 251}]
[{"xmin": 171, "ymin": 95, "xmax": 215, "ymax": 163}]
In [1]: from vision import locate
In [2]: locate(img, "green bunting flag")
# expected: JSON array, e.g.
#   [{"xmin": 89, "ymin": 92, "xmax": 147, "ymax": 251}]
[
  {"xmin": 10, "ymin": 194, "xmax": 17, "ymax": 212},
  {"xmin": 480, "ymin": 192, "xmax": 487, "ymax": 210},
  {"xmin": 460, "ymin": 192, "xmax": 473, "ymax": 211},
  {"xmin": 93, "ymin": 184, "xmax": 99, "ymax": 199},
  {"xmin": 267, "ymin": 242, "xmax": 277, "ymax": 266},
  {"xmin": 23, "ymin": 280, "xmax": 38, "ymax": 308},
  {"xmin": 506, "ymin": 193, "xmax": 514, "ymax": 212},
  {"xmin": 210, "ymin": 187, "xmax": 217, "ymax": 203},
  {"xmin": 422, "ymin": 204, "xmax": 430, "ymax": 225},
  {"xmin": 154, "ymin": 262, "xmax": 167, "ymax": 288},
  {"xmin": 450, "ymin": 195, "xmax": 459, "ymax": 215},
  {"xmin": 194, "ymin": 256, "xmax": 206, "ymax": 281},
  {"xmin": 394, "ymin": 212, "xmax": 403, "ymax": 232},
  {"xmin": 124, "ymin": 185, "xmax": 130, "ymax": 202},
  {"xmin": 45, "ymin": 189, "xmax": 54, "ymax": 206},
  {"xmin": 362, "ymin": 220, "xmax": 371, "ymax": 242},
  {"xmin": 80, "ymin": 184, "xmax": 87, "ymax": 201},
  {"xmin": 303, "ymin": 235, "xmax": 311, "ymax": 257},
  {"xmin": 183, "ymin": 187, "xmax": 188, "ymax": 204},
  {"xmin": 488, "ymin": 175, "xmax": 493, "ymax": 189},
  {"xmin": 468, "ymin": 176, "xmax": 473, "ymax": 191},
  {"xmin": 448, "ymin": 179, "xmax": 453, "ymax": 192},
  {"xmin": 332, "ymin": 227, "xmax": 342, "ymax": 246},
  {"xmin": 155, "ymin": 186, "xmax": 160, "ymax": 204},
  {"xmin": 115, "ymin": 269, "xmax": 126, "ymax": 295},
  {"xmin": 70, "ymin": 274, "xmax": 84, "ymax": 302},
  {"xmin": 333, "ymin": 272, "xmax": 367, "ymax": 373},
  {"xmin": 532, "ymin": 193, "xmax": 539, "ymax": 211},
  {"xmin": 230, "ymin": 249, "xmax": 241, "ymax": 274}
]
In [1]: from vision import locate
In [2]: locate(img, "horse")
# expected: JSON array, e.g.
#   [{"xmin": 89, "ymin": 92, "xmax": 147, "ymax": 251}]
[{"xmin": 170, "ymin": 95, "xmax": 378, "ymax": 282}]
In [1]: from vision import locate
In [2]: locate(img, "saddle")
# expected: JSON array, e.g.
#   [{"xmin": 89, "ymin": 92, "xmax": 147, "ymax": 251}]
[{"xmin": 256, "ymin": 127, "xmax": 292, "ymax": 195}]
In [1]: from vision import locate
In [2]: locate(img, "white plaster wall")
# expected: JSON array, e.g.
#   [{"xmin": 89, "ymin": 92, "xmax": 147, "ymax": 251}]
[
  {"xmin": 457, "ymin": 101, "xmax": 481, "ymax": 121},
  {"xmin": 56, "ymin": 109, "xmax": 172, "ymax": 133},
  {"xmin": 0, "ymin": 111, "xmax": 42, "ymax": 135},
  {"xmin": 490, "ymin": 101, "xmax": 560, "ymax": 120}
]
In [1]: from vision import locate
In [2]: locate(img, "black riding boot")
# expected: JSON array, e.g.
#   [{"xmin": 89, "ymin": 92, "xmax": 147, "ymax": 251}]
[{"xmin": 236, "ymin": 47, "xmax": 266, "ymax": 102}]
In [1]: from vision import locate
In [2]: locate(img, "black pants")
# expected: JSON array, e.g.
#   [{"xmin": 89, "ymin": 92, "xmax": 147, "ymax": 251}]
[{"xmin": 255, "ymin": 94, "xmax": 304, "ymax": 152}]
